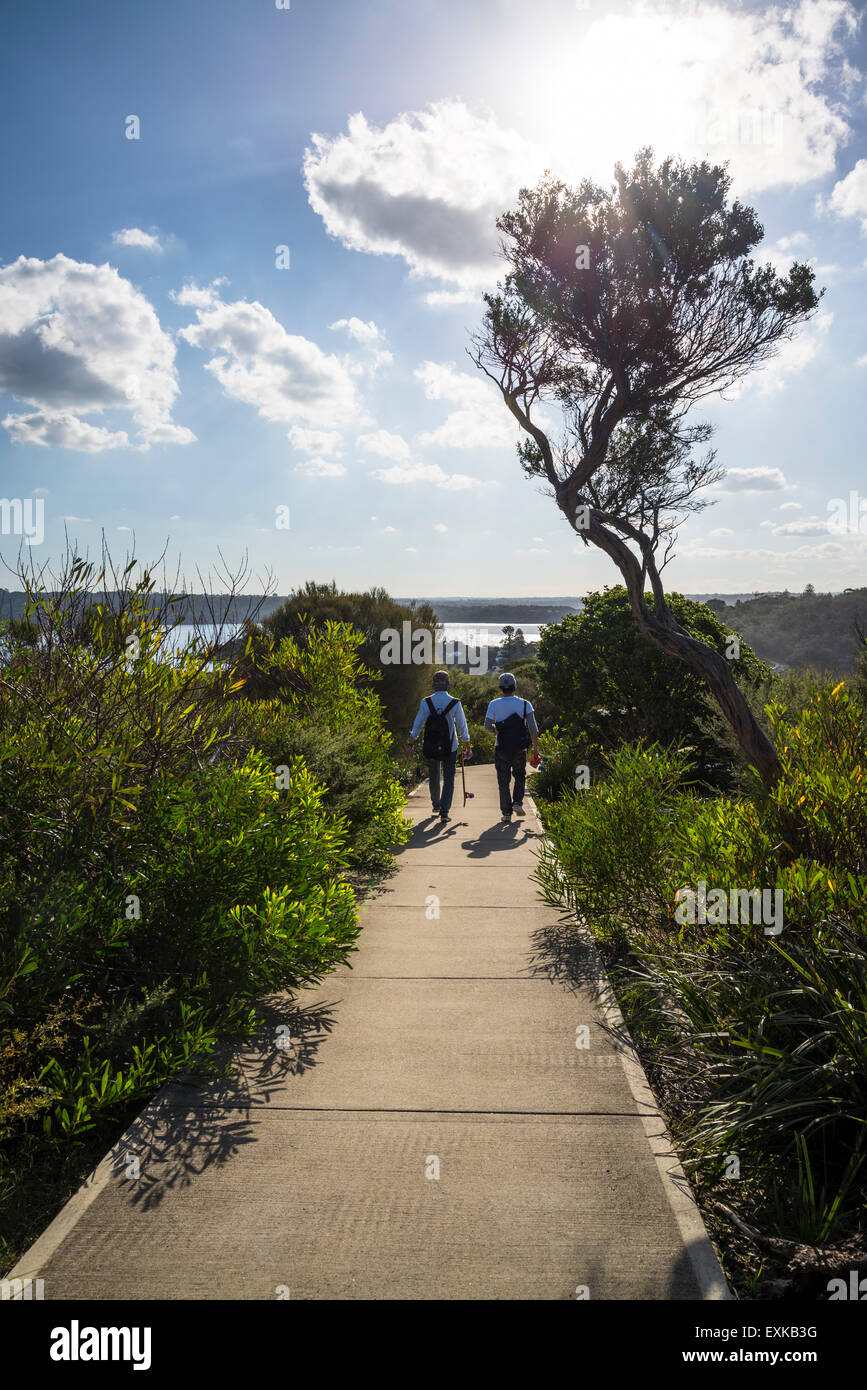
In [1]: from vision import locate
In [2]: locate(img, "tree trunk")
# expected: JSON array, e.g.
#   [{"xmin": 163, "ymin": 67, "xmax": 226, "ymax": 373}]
[
  {"xmin": 634, "ymin": 612, "xmax": 782, "ymax": 787},
  {"xmin": 582, "ymin": 519, "xmax": 783, "ymax": 788}
]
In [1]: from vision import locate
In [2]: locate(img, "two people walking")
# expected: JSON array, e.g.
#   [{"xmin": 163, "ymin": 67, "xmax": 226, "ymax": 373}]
[{"xmin": 408, "ymin": 670, "xmax": 539, "ymax": 825}]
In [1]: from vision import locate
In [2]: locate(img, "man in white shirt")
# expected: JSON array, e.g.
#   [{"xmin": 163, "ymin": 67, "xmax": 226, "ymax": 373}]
[
  {"xmin": 408, "ymin": 670, "xmax": 472, "ymax": 823},
  {"xmin": 484, "ymin": 672, "xmax": 540, "ymax": 823}
]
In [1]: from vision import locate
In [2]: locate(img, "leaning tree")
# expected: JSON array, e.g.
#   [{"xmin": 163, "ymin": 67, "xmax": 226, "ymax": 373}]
[{"xmin": 472, "ymin": 149, "xmax": 821, "ymax": 785}]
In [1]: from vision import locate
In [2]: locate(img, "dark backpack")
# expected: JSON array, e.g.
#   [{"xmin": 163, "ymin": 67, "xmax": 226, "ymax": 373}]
[
  {"xmin": 496, "ymin": 699, "xmax": 531, "ymax": 755},
  {"xmin": 422, "ymin": 696, "xmax": 458, "ymax": 760}
]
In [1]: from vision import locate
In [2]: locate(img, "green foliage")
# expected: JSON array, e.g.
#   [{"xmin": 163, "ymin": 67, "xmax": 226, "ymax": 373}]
[
  {"xmin": 851, "ymin": 637, "xmax": 867, "ymax": 709},
  {"xmin": 466, "ymin": 723, "xmax": 495, "ymax": 764},
  {"xmin": 719, "ymin": 588, "xmax": 867, "ymax": 676},
  {"xmin": 263, "ymin": 582, "xmax": 439, "ymax": 735},
  {"xmin": 0, "ymin": 566, "xmax": 409, "ymax": 1272},
  {"xmin": 233, "ymin": 622, "xmax": 410, "ymax": 869},
  {"xmin": 535, "ymin": 743, "xmax": 694, "ymax": 947},
  {"xmin": 536, "ymin": 685, "xmax": 867, "ymax": 1267},
  {"xmin": 489, "ymin": 148, "xmax": 819, "ymax": 413},
  {"xmin": 497, "ymin": 624, "xmax": 533, "ymax": 664},
  {"xmin": 529, "ymin": 727, "xmax": 606, "ymax": 805},
  {"xmin": 0, "ymin": 738, "xmax": 359, "ymax": 1143},
  {"xmin": 744, "ymin": 665, "xmax": 841, "ymax": 731},
  {"xmin": 536, "ymin": 587, "xmax": 769, "ymax": 786}
]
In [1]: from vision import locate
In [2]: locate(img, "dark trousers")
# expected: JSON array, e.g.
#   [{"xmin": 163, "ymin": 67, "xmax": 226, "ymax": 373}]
[
  {"xmin": 495, "ymin": 748, "xmax": 526, "ymax": 816},
  {"xmin": 427, "ymin": 751, "xmax": 457, "ymax": 815}
]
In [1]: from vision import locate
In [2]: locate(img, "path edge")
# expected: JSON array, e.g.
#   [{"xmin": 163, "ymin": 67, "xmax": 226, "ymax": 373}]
[
  {"xmin": 6, "ymin": 1096, "xmax": 168, "ymax": 1288},
  {"xmin": 527, "ymin": 793, "xmax": 733, "ymax": 1301}
]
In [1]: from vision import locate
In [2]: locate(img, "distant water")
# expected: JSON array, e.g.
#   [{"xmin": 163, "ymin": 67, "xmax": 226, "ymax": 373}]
[
  {"xmin": 441, "ymin": 623, "xmax": 541, "ymax": 646},
  {"xmin": 169, "ymin": 622, "xmax": 541, "ymax": 649},
  {"xmin": 161, "ymin": 623, "xmax": 241, "ymax": 651}
]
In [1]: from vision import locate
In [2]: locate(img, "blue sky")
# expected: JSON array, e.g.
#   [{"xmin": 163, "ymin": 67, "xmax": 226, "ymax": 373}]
[{"xmin": 1, "ymin": 0, "xmax": 865, "ymax": 597}]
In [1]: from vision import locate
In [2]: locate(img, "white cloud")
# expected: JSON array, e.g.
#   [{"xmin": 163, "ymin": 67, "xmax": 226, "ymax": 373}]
[
  {"xmin": 170, "ymin": 279, "xmax": 228, "ymax": 308},
  {"xmin": 856, "ymin": 353, "xmax": 867, "ymax": 368},
  {"xmin": 825, "ymin": 158, "xmax": 867, "ymax": 232},
  {"xmin": 370, "ymin": 460, "xmax": 483, "ymax": 490},
  {"xmin": 779, "ymin": 502, "xmax": 802, "ymax": 511},
  {"xmin": 303, "ymin": 7, "xmax": 859, "ymax": 294},
  {"xmin": 769, "ymin": 516, "xmax": 834, "ymax": 536},
  {"xmin": 288, "ymin": 425, "xmax": 343, "ymax": 456},
  {"xmin": 424, "ymin": 289, "xmax": 483, "ymax": 308},
  {"xmin": 382, "ymin": 525, "xmax": 398, "ymax": 533},
  {"xmin": 303, "ymin": 100, "xmax": 539, "ymax": 293},
  {"xmin": 678, "ymin": 535, "xmax": 867, "ymax": 585},
  {"xmin": 760, "ymin": 231, "xmax": 818, "ymax": 277},
  {"xmin": 0, "ymin": 254, "xmax": 194, "ymax": 450},
  {"xmin": 330, "ymin": 315, "xmax": 392, "ymax": 375},
  {"xmin": 745, "ymin": 310, "xmax": 833, "ymax": 395},
  {"xmin": 433, "ymin": 523, "xmax": 448, "ymax": 533},
  {"xmin": 538, "ymin": 0, "xmax": 859, "ymax": 193},
  {"xmin": 112, "ymin": 227, "xmax": 164, "ymax": 253},
  {"xmin": 404, "ymin": 547, "xmax": 417, "ymax": 553},
  {"xmin": 294, "ymin": 455, "xmax": 347, "ymax": 478},
  {"xmin": 414, "ymin": 360, "xmax": 520, "ymax": 450},
  {"xmin": 329, "ymin": 316, "xmax": 383, "ymax": 343},
  {"xmin": 3, "ymin": 410, "xmax": 130, "ymax": 451},
  {"xmin": 708, "ymin": 527, "xmax": 734, "ymax": 537},
  {"xmin": 357, "ymin": 428, "xmax": 411, "ymax": 462},
  {"xmin": 717, "ymin": 467, "xmax": 788, "ymax": 492},
  {"xmin": 179, "ymin": 290, "xmax": 364, "ymax": 436}
]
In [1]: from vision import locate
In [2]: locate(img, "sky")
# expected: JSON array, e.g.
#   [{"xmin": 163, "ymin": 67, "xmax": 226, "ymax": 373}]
[{"xmin": 0, "ymin": 0, "xmax": 865, "ymax": 598}]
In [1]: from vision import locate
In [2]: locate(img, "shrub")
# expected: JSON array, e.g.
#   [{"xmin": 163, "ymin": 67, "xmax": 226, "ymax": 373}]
[
  {"xmin": 536, "ymin": 587, "xmax": 769, "ymax": 786},
  {"xmin": 535, "ymin": 742, "xmax": 693, "ymax": 946},
  {"xmin": 263, "ymin": 582, "xmax": 438, "ymax": 736},
  {"xmin": 233, "ymin": 621, "xmax": 410, "ymax": 869},
  {"xmin": 536, "ymin": 686, "xmax": 867, "ymax": 1276},
  {"xmin": 529, "ymin": 727, "xmax": 606, "ymax": 805},
  {"xmin": 466, "ymin": 722, "xmax": 495, "ymax": 763}
]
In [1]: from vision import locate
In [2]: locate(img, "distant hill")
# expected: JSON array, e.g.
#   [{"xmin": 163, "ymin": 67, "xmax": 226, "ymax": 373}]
[
  {"xmin": 406, "ymin": 600, "xmax": 583, "ymax": 623},
  {"xmin": 712, "ymin": 589, "xmax": 867, "ymax": 675}
]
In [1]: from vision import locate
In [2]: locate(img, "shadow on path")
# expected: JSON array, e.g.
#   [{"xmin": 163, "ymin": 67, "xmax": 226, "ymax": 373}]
[
  {"xmin": 524, "ymin": 916, "xmax": 633, "ymax": 1055},
  {"xmin": 461, "ymin": 822, "xmax": 539, "ymax": 858},
  {"xmin": 110, "ymin": 997, "xmax": 337, "ymax": 1214}
]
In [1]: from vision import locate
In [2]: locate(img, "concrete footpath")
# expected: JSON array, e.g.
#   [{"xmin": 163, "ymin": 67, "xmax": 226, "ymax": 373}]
[{"xmin": 11, "ymin": 768, "xmax": 728, "ymax": 1300}]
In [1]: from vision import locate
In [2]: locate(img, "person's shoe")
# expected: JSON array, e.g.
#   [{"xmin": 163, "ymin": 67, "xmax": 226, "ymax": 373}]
[
  {"xmin": 431, "ymin": 803, "xmax": 440, "ymax": 813},
  {"xmin": 501, "ymin": 813, "xmax": 512, "ymax": 823},
  {"xmin": 439, "ymin": 812, "xmax": 451, "ymax": 824},
  {"xmin": 512, "ymin": 802, "xmax": 525, "ymax": 817}
]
